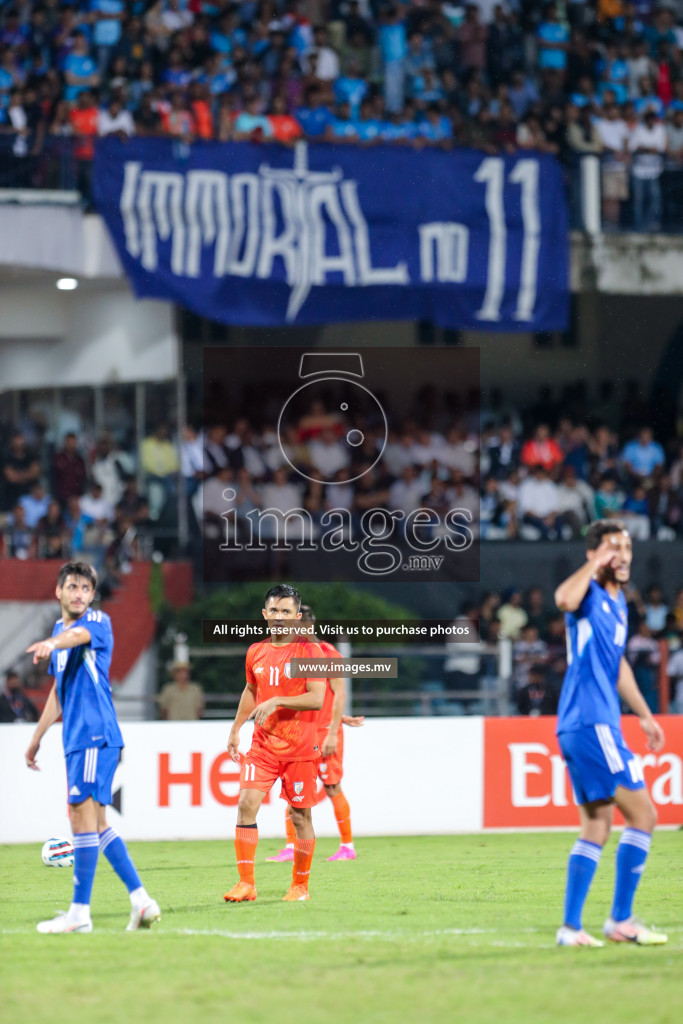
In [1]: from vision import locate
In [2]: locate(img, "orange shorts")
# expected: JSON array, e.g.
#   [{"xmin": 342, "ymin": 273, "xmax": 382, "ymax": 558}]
[
  {"xmin": 317, "ymin": 729, "xmax": 344, "ymax": 786},
  {"xmin": 241, "ymin": 746, "xmax": 318, "ymax": 808}
]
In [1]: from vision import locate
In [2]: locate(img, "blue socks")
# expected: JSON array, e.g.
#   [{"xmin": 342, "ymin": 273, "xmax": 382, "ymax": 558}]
[
  {"xmin": 611, "ymin": 828, "xmax": 651, "ymax": 922},
  {"xmin": 72, "ymin": 832, "xmax": 99, "ymax": 907},
  {"xmin": 563, "ymin": 839, "xmax": 602, "ymax": 930},
  {"xmin": 99, "ymin": 827, "xmax": 142, "ymax": 893}
]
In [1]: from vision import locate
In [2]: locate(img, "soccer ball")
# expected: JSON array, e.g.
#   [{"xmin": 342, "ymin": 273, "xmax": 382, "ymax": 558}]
[{"xmin": 41, "ymin": 837, "xmax": 75, "ymax": 867}]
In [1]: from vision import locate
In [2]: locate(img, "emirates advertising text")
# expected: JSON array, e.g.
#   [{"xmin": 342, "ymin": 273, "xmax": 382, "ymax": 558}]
[{"xmin": 201, "ymin": 347, "xmax": 480, "ymax": 583}]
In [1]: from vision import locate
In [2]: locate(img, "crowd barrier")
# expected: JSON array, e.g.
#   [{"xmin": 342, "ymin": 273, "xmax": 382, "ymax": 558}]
[{"xmin": 2, "ymin": 716, "xmax": 681, "ymax": 843}]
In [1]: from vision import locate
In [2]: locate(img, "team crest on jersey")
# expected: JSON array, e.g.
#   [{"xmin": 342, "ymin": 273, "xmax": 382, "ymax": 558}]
[
  {"xmin": 294, "ymin": 781, "xmax": 304, "ymax": 795},
  {"xmin": 284, "ymin": 662, "xmax": 292, "ymax": 678}
]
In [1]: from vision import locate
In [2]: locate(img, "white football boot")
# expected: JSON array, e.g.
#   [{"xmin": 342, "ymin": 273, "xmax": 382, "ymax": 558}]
[
  {"xmin": 37, "ymin": 910, "xmax": 93, "ymax": 934},
  {"xmin": 126, "ymin": 898, "xmax": 161, "ymax": 931}
]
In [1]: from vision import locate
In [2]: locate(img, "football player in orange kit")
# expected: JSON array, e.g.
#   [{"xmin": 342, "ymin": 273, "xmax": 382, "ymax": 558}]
[
  {"xmin": 267, "ymin": 605, "xmax": 364, "ymax": 863},
  {"xmin": 224, "ymin": 584, "xmax": 326, "ymax": 903}
]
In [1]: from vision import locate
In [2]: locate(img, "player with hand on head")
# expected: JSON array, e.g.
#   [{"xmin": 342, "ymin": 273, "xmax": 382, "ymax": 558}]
[
  {"xmin": 25, "ymin": 561, "xmax": 160, "ymax": 934},
  {"xmin": 267, "ymin": 604, "xmax": 364, "ymax": 864},
  {"xmin": 554, "ymin": 521, "xmax": 667, "ymax": 948},
  {"xmin": 224, "ymin": 584, "xmax": 326, "ymax": 903}
]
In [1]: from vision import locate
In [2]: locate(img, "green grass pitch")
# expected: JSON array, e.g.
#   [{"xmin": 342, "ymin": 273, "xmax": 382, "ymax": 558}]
[{"xmin": 2, "ymin": 833, "xmax": 682, "ymax": 1024}]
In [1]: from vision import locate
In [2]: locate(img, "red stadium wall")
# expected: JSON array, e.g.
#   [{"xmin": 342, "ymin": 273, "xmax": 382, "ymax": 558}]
[{"xmin": 484, "ymin": 716, "xmax": 683, "ymax": 828}]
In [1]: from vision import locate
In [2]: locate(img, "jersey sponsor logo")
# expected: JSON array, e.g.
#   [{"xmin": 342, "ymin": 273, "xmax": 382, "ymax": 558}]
[
  {"xmin": 291, "ymin": 795, "xmax": 305, "ymax": 802},
  {"xmin": 293, "ymin": 781, "xmax": 304, "ymax": 795},
  {"xmin": 254, "ymin": 665, "xmax": 265, "ymax": 673}
]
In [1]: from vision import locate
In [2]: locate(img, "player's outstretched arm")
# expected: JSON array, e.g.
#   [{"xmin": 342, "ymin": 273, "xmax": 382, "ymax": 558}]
[
  {"xmin": 25, "ymin": 625, "xmax": 92, "ymax": 665},
  {"xmin": 554, "ymin": 539, "xmax": 620, "ymax": 611},
  {"xmin": 322, "ymin": 677, "xmax": 346, "ymax": 757},
  {"xmin": 228, "ymin": 684, "xmax": 257, "ymax": 762},
  {"xmin": 617, "ymin": 657, "xmax": 665, "ymax": 752},
  {"xmin": 25, "ymin": 683, "xmax": 62, "ymax": 770}
]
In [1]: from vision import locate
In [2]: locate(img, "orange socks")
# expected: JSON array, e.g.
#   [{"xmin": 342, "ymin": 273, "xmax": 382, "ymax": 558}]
[
  {"xmin": 293, "ymin": 837, "xmax": 315, "ymax": 888},
  {"xmin": 235, "ymin": 826, "xmax": 258, "ymax": 885},
  {"xmin": 331, "ymin": 791, "xmax": 353, "ymax": 845},
  {"xmin": 285, "ymin": 808, "xmax": 296, "ymax": 845}
]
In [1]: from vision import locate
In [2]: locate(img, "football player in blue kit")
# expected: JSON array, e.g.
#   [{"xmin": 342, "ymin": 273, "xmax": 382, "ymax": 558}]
[
  {"xmin": 554, "ymin": 521, "xmax": 667, "ymax": 947},
  {"xmin": 25, "ymin": 562, "xmax": 160, "ymax": 934}
]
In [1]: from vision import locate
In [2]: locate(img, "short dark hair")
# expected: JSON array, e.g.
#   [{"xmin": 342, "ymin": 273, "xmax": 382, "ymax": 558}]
[
  {"xmin": 264, "ymin": 584, "xmax": 301, "ymax": 610},
  {"xmin": 57, "ymin": 561, "xmax": 97, "ymax": 590},
  {"xmin": 585, "ymin": 519, "xmax": 628, "ymax": 551},
  {"xmin": 299, "ymin": 604, "xmax": 315, "ymax": 623}
]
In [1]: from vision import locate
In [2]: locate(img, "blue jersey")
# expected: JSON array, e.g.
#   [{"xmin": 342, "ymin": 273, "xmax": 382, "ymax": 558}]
[
  {"xmin": 557, "ymin": 580, "xmax": 628, "ymax": 734},
  {"xmin": 49, "ymin": 609, "xmax": 123, "ymax": 754}
]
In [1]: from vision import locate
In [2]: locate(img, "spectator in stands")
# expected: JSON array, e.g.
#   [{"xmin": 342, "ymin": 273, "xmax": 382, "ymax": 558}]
[
  {"xmin": 666, "ymin": 638, "xmax": 683, "ymax": 712},
  {"xmin": 556, "ymin": 464, "xmax": 595, "ymax": 532},
  {"xmin": 80, "ymin": 480, "xmax": 114, "ymax": 524},
  {"xmin": 234, "ymin": 94, "xmax": 274, "ymax": 140},
  {"xmin": 98, "ymin": 94, "xmax": 135, "ymax": 138},
  {"xmin": 3, "ymin": 503, "xmax": 35, "ymax": 559},
  {"xmin": 68, "ymin": 88, "xmax": 99, "ymax": 196},
  {"xmin": 644, "ymin": 584, "xmax": 669, "ymax": 634},
  {"xmin": 268, "ymin": 93, "xmax": 303, "ymax": 143},
  {"xmin": 0, "ymin": 670, "xmax": 38, "ymax": 723},
  {"xmin": 158, "ymin": 658, "xmax": 204, "ymax": 721},
  {"xmin": 379, "ymin": 6, "xmax": 407, "ymax": 113},
  {"xmin": 91, "ymin": 434, "xmax": 130, "ymax": 508},
  {"xmin": 2, "ymin": 432, "xmax": 40, "ymax": 511},
  {"xmin": 520, "ymin": 424, "xmax": 564, "ymax": 473},
  {"xmin": 524, "ymin": 587, "xmax": 551, "ymax": 636},
  {"xmin": 140, "ymin": 423, "xmax": 179, "ymax": 520},
  {"xmin": 498, "ymin": 587, "xmax": 528, "ymax": 639},
  {"xmin": 620, "ymin": 426, "xmax": 665, "ymax": 486},
  {"xmin": 629, "ymin": 108, "xmax": 667, "ymax": 230},
  {"xmin": 308, "ymin": 426, "xmax": 349, "ymax": 480},
  {"xmin": 596, "ymin": 101, "xmax": 630, "ymax": 229},
  {"xmin": 19, "ymin": 480, "xmax": 50, "ymax": 529},
  {"xmin": 63, "ymin": 31, "xmax": 100, "ymax": 102},
  {"xmin": 626, "ymin": 620, "xmax": 660, "ymax": 711},
  {"xmin": 513, "ymin": 624, "xmax": 548, "ymax": 693},
  {"xmin": 516, "ymin": 663, "xmax": 559, "ymax": 716},
  {"xmin": 622, "ymin": 481, "xmax": 652, "ymax": 539},
  {"xmin": 52, "ymin": 432, "xmax": 87, "ymax": 506},
  {"xmin": 35, "ymin": 499, "xmax": 68, "ymax": 559},
  {"xmin": 517, "ymin": 463, "xmax": 565, "ymax": 540}
]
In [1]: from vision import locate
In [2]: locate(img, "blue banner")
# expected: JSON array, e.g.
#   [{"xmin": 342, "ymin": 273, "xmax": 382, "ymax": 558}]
[{"xmin": 93, "ymin": 138, "xmax": 569, "ymax": 331}]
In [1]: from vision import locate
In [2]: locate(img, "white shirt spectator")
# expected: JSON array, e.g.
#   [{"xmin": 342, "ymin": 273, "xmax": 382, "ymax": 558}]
[
  {"xmin": 194, "ymin": 475, "xmax": 236, "ymax": 521},
  {"xmin": 411, "ymin": 433, "xmax": 447, "ymax": 466},
  {"xmin": 389, "ymin": 476, "xmax": 426, "ymax": 514},
  {"xmin": 517, "ymin": 476, "xmax": 560, "ymax": 518},
  {"xmin": 629, "ymin": 121, "xmax": 667, "ymax": 178},
  {"xmin": 308, "ymin": 438, "xmax": 349, "ymax": 479},
  {"xmin": 306, "ymin": 46, "xmax": 340, "ymax": 81},
  {"xmin": 556, "ymin": 479, "xmax": 595, "ymax": 522},
  {"xmin": 596, "ymin": 116, "xmax": 629, "ymax": 166},
  {"xmin": 383, "ymin": 437, "xmax": 418, "ymax": 477},
  {"xmin": 98, "ymin": 107, "xmax": 135, "ymax": 137},
  {"xmin": 180, "ymin": 429, "xmax": 204, "ymax": 478},
  {"xmin": 80, "ymin": 492, "xmax": 114, "ymax": 522},
  {"xmin": 258, "ymin": 478, "xmax": 305, "ymax": 538}
]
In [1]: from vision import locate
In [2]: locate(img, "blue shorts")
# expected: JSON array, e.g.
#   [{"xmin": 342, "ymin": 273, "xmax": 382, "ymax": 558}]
[
  {"xmin": 65, "ymin": 746, "xmax": 122, "ymax": 805},
  {"xmin": 558, "ymin": 725, "xmax": 645, "ymax": 806}
]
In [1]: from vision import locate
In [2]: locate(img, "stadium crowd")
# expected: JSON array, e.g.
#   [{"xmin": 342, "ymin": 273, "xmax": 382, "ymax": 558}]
[
  {"xmin": 2, "ymin": 376, "xmax": 683, "ymax": 561},
  {"xmin": 2, "ymin": 2, "xmax": 683, "ymax": 226},
  {"xmin": 438, "ymin": 577, "xmax": 683, "ymax": 715}
]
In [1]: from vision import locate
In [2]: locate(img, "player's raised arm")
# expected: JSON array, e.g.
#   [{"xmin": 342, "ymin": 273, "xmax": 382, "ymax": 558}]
[
  {"xmin": 228, "ymin": 682, "xmax": 257, "ymax": 762},
  {"xmin": 25, "ymin": 682, "xmax": 62, "ymax": 770},
  {"xmin": 554, "ymin": 537, "xmax": 621, "ymax": 612},
  {"xmin": 617, "ymin": 657, "xmax": 665, "ymax": 752}
]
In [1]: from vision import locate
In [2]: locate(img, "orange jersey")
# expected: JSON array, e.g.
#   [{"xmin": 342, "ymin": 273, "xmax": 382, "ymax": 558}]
[
  {"xmin": 246, "ymin": 637, "xmax": 326, "ymax": 761},
  {"xmin": 317, "ymin": 640, "xmax": 343, "ymax": 743}
]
